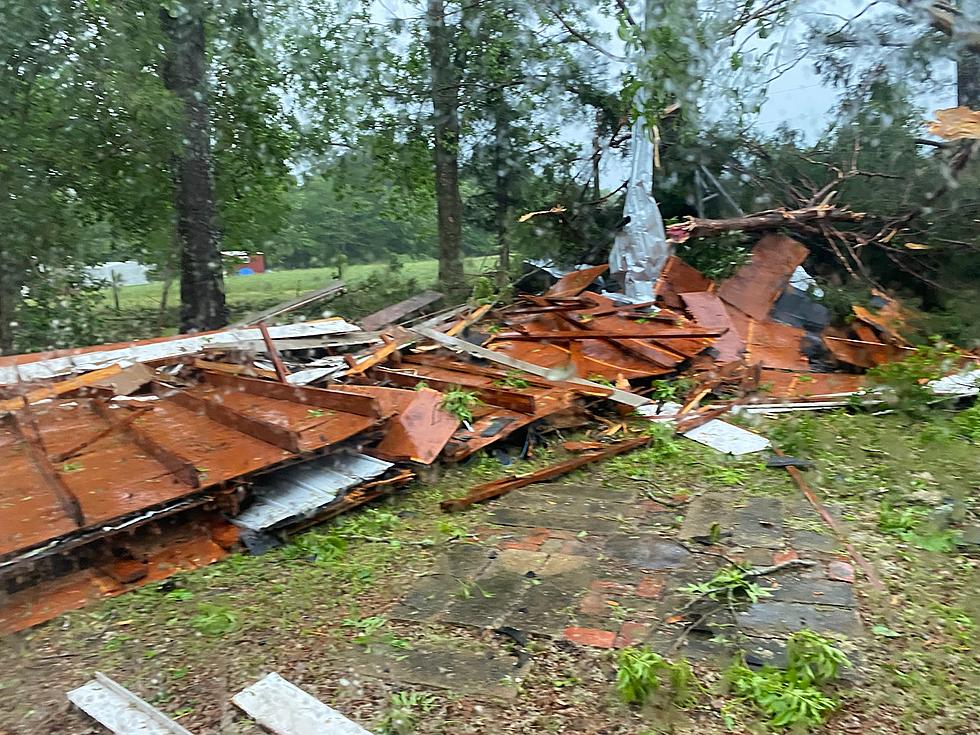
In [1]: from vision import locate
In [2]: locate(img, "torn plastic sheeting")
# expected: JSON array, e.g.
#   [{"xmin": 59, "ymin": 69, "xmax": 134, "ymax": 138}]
[
  {"xmin": 929, "ymin": 368, "xmax": 980, "ymax": 396},
  {"xmin": 608, "ymin": 106, "xmax": 670, "ymax": 300},
  {"xmin": 232, "ymin": 452, "xmax": 393, "ymax": 532}
]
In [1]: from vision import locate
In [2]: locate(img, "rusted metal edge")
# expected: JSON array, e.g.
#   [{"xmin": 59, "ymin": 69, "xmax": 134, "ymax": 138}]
[
  {"xmin": 258, "ymin": 322, "xmax": 291, "ymax": 382},
  {"xmin": 441, "ymin": 436, "xmax": 648, "ymax": 512},
  {"xmin": 0, "ymin": 493, "xmax": 213, "ymax": 572},
  {"xmin": 202, "ymin": 370, "xmax": 381, "ymax": 419},
  {"xmin": 91, "ymin": 400, "xmax": 201, "ymax": 488},
  {"xmin": 7, "ymin": 408, "xmax": 86, "ymax": 527},
  {"xmin": 161, "ymin": 386, "xmax": 302, "ymax": 454},
  {"xmin": 774, "ymin": 447, "xmax": 885, "ymax": 592},
  {"xmin": 413, "ymin": 328, "xmax": 650, "ymax": 408},
  {"xmin": 371, "ymin": 367, "xmax": 538, "ymax": 414}
]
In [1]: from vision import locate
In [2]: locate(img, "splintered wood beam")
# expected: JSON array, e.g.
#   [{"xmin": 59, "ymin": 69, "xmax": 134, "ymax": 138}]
[
  {"xmin": 202, "ymin": 370, "xmax": 381, "ymax": 418},
  {"xmin": 161, "ymin": 386, "xmax": 301, "ymax": 454},
  {"xmin": 371, "ymin": 366, "xmax": 538, "ymax": 414},
  {"xmin": 90, "ymin": 400, "xmax": 201, "ymax": 488},
  {"xmin": 8, "ymin": 406, "xmax": 86, "ymax": 527}
]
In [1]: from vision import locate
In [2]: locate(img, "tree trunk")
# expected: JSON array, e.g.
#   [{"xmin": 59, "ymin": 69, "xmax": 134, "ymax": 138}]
[
  {"xmin": 493, "ymin": 93, "xmax": 512, "ymax": 289},
  {"xmin": 0, "ymin": 264, "xmax": 16, "ymax": 355},
  {"xmin": 425, "ymin": 0, "xmax": 466, "ymax": 297},
  {"xmin": 160, "ymin": 1, "xmax": 228, "ymax": 333},
  {"xmin": 957, "ymin": 49, "xmax": 980, "ymax": 109}
]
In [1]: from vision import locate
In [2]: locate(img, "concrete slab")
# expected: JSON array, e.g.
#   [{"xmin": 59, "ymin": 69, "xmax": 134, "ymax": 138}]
[
  {"xmin": 737, "ymin": 601, "xmax": 863, "ymax": 637},
  {"xmin": 603, "ymin": 534, "xmax": 693, "ymax": 570}
]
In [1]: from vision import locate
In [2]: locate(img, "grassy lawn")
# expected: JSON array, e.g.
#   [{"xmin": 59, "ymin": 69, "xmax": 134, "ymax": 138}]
[
  {"xmin": 104, "ymin": 256, "xmax": 498, "ymax": 311},
  {"xmin": 1, "ymin": 408, "xmax": 977, "ymax": 734}
]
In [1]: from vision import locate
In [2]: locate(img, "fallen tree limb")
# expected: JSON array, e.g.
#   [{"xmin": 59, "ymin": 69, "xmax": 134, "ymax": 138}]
[
  {"xmin": 666, "ymin": 205, "xmax": 867, "ymax": 242},
  {"xmin": 441, "ymin": 435, "xmax": 649, "ymax": 512}
]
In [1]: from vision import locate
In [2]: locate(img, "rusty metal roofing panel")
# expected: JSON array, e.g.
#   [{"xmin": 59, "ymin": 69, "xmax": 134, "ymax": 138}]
[
  {"xmin": 544, "ymin": 264, "xmax": 609, "ymax": 298},
  {"xmin": 232, "ymin": 452, "xmax": 392, "ymax": 532},
  {"xmin": 717, "ymin": 235, "xmax": 809, "ymax": 320},
  {"xmin": 681, "ymin": 291, "xmax": 745, "ymax": 363}
]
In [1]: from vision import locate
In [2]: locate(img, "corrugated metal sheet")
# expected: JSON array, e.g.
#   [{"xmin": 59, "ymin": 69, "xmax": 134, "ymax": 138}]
[{"xmin": 232, "ymin": 452, "xmax": 393, "ymax": 531}]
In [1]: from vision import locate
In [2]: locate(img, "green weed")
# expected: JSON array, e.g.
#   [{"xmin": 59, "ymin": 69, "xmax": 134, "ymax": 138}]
[
  {"xmin": 707, "ymin": 465, "xmax": 748, "ymax": 486},
  {"xmin": 866, "ymin": 340, "xmax": 960, "ymax": 415},
  {"xmin": 282, "ymin": 531, "xmax": 347, "ymax": 565},
  {"xmin": 878, "ymin": 504, "xmax": 959, "ymax": 552},
  {"xmin": 440, "ymin": 388, "xmax": 482, "ymax": 423},
  {"xmin": 726, "ymin": 630, "xmax": 849, "ymax": 729},
  {"xmin": 649, "ymin": 378, "xmax": 696, "ymax": 403},
  {"xmin": 190, "ymin": 604, "xmax": 238, "ymax": 636},
  {"xmin": 493, "ymin": 370, "xmax": 530, "ymax": 389},
  {"xmin": 953, "ymin": 403, "xmax": 980, "ymax": 441},
  {"xmin": 681, "ymin": 566, "xmax": 772, "ymax": 604},
  {"xmin": 378, "ymin": 691, "xmax": 438, "ymax": 735},
  {"xmin": 768, "ymin": 414, "xmax": 818, "ymax": 455},
  {"xmin": 616, "ymin": 647, "xmax": 697, "ymax": 708}
]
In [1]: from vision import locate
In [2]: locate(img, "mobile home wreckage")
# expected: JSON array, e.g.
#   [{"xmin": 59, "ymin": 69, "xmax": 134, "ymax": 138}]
[{"xmin": 1, "ymin": 234, "xmax": 977, "ymax": 634}]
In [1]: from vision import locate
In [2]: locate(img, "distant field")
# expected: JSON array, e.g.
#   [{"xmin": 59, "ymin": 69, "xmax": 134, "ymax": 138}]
[{"xmin": 103, "ymin": 256, "xmax": 498, "ymax": 310}]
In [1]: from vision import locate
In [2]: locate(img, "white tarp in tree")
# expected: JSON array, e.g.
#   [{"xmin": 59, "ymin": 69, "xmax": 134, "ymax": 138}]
[{"xmin": 607, "ymin": 4, "xmax": 670, "ymax": 300}]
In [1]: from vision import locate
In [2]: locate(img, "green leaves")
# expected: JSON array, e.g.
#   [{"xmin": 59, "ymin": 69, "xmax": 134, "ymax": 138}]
[
  {"xmin": 439, "ymin": 388, "xmax": 482, "ymax": 423},
  {"xmin": 727, "ymin": 631, "xmax": 848, "ymax": 729},
  {"xmin": 616, "ymin": 647, "xmax": 699, "ymax": 708},
  {"xmin": 681, "ymin": 566, "xmax": 772, "ymax": 604}
]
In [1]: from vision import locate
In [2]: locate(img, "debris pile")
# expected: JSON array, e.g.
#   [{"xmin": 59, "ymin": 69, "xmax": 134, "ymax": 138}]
[{"xmin": 1, "ymin": 234, "xmax": 976, "ymax": 634}]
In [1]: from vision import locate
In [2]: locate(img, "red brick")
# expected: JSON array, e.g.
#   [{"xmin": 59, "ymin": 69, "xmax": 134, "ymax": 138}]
[
  {"xmin": 590, "ymin": 580, "xmax": 634, "ymax": 594},
  {"xmin": 101, "ymin": 559, "xmax": 148, "ymax": 584},
  {"xmin": 500, "ymin": 540, "xmax": 539, "ymax": 551},
  {"xmin": 827, "ymin": 561, "xmax": 855, "ymax": 583},
  {"xmin": 564, "ymin": 627, "xmax": 617, "ymax": 648},
  {"xmin": 773, "ymin": 549, "xmax": 799, "ymax": 566},
  {"xmin": 578, "ymin": 592, "xmax": 609, "ymax": 616},
  {"xmin": 614, "ymin": 622, "xmax": 651, "ymax": 648},
  {"xmin": 524, "ymin": 531, "xmax": 550, "ymax": 546},
  {"xmin": 636, "ymin": 575, "xmax": 665, "ymax": 599},
  {"xmin": 641, "ymin": 500, "xmax": 669, "ymax": 513}
]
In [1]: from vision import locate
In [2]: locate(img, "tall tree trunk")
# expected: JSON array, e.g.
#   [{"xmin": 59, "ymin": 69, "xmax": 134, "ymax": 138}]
[
  {"xmin": 160, "ymin": 1, "xmax": 228, "ymax": 333},
  {"xmin": 425, "ymin": 0, "xmax": 466, "ymax": 297},
  {"xmin": 958, "ymin": 50, "xmax": 980, "ymax": 108},
  {"xmin": 0, "ymin": 262, "xmax": 16, "ymax": 355},
  {"xmin": 493, "ymin": 94, "xmax": 512, "ymax": 289}
]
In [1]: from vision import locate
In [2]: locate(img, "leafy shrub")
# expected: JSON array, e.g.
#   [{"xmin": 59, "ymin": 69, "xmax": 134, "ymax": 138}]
[
  {"xmin": 953, "ymin": 402, "xmax": 980, "ymax": 441},
  {"xmin": 616, "ymin": 647, "xmax": 697, "ymax": 708},
  {"xmin": 378, "ymin": 691, "xmax": 438, "ymax": 735},
  {"xmin": 440, "ymin": 388, "xmax": 482, "ymax": 423},
  {"xmin": 866, "ymin": 340, "xmax": 960, "ymax": 415},
  {"xmin": 681, "ymin": 566, "xmax": 772, "ymax": 604},
  {"xmin": 726, "ymin": 630, "xmax": 849, "ymax": 729}
]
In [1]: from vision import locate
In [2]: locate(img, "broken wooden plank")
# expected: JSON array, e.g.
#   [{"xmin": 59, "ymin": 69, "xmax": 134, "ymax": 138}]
[
  {"xmin": 360, "ymin": 290, "xmax": 443, "ymax": 331},
  {"xmin": 202, "ymin": 371, "xmax": 381, "ymax": 418},
  {"xmin": 413, "ymin": 327, "xmax": 651, "ymax": 407},
  {"xmin": 91, "ymin": 401, "xmax": 201, "ymax": 488},
  {"xmin": 445, "ymin": 303, "xmax": 493, "ymax": 337},
  {"xmin": 441, "ymin": 435, "xmax": 648, "ymax": 512},
  {"xmin": 232, "ymin": 672, "xmax": 374, "ymax": 735},
  {"xmin": 68, "ymin": 672, "xmax": 194, "ymax": 735},
  {"xmin": 193, "ymin": 358, "xmax": 279, "ymax": 381},
  {"xmin": 0, "ymin": 364, "xmax": 124, "ymax": 414},
  {"xmin": 230, "ymin": 280, "xmax": 347, "ymax": 328}
]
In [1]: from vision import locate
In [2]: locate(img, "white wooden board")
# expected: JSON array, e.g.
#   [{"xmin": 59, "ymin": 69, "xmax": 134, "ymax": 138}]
[{"xmin": 232, "ymin": 673, "xmax": 374, "ymax": 735}]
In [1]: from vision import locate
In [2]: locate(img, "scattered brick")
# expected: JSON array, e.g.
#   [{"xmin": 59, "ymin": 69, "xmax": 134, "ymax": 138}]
[
  {"xmin": 773, "ymin": 549, "xmax": 799, "ymax": 566},
  {"xmin": 636, "ymin": 575, "xmax": 665, "ymax": 599},
  {"xmin": 614, "ymin": 622, "xmax": 652, "ymax": 648},
  {"xmin": 564, "ymin": 626, "xmax": 617, "ymax": 648},
  {"xmin": 499, "ymin": 540, "xmax": 540, "ymax": 551},
  {"xmin": 590, "ymin": 579, "xmax": 634, "ymax": 594},
  {"xmin": 827, "ymin": 560, "xmax": 855, "ymax": 583},
  {"xmin": 578, "ymin": 592, "xmax": 608, "ymax": 616},
  {"xmin": 641, "ymin": 500, "xmax": 669, "ymax": 513}
]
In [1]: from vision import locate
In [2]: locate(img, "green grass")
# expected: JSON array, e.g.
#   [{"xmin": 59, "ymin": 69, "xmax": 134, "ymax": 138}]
[{"xmin": 103, "ymin": 256, "xmax": 496, "ymax": 311}]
